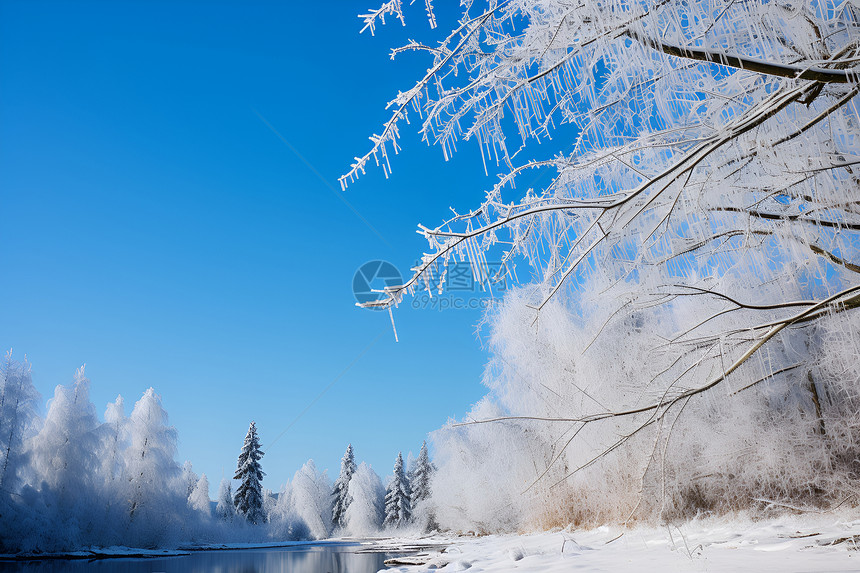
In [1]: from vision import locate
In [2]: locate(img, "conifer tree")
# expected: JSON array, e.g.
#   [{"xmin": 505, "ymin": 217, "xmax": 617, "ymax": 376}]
[
  {"xmin": 383, "ymin": 452, "xmax": 411, "ymax": 528},
  {"xmin": 233, "ymin": 421, "xmax": 266, "ymax": 524},
  {"xmin": 331, "ymin": 443, "xmax": 355, "ymax": 529},
  {"xmin": 409, "ymin": 441, "xmax": 434, "ymax": 507}
]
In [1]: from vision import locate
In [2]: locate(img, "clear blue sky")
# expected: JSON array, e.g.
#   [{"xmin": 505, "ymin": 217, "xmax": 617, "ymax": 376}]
[{"xmin": 0, "ymin": 1, "xmax": 510, "ymax": 492}]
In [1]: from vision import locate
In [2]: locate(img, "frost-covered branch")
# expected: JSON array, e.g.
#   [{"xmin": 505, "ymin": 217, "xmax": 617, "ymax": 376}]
[
  {"xmin": 454, "ymin": 283, "xmax": 860, "ymax": 440},
  {"xmin": 346, "ymin": 0, "xmax": 860, "ymax": 524},
  {"xmin": 626, "ymin": 29, "xmax": 859, "ymax": 84}
]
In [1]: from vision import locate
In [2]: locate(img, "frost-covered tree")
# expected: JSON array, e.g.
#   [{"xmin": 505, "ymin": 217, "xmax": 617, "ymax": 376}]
[
  {"xmin": 267, "ymin": 481, "xmax": 299, "ymax": 539},
  {"xmin": 383, "ymin": 452, "xmax": 412, "ymax": 528},
  {"xmin": 331, "ymin": 443, "xmax": 356, "ymax": 529},
  {"xmin": 346, "ymin": 0, "xmax": 860, "ymax": 524},
  {"xmin": 267, "ymin": 459, "xmax": 333, "ymax": 541},
  {"xmin": 1, "ymin": 370, "xmax": 198, "ymax": 551},
  {"xmin": 215, "ymin": 477, "xmax": 236, "ymax": 522},
  {"xmin": 344, "ymin": 462, "xmax": 384, "ymax": 535},
  {"xmin": 409, "ymin": 441, "xmax": 436, "ymax": 530},
  {"xmin": 181, "ymin": 460, "xmax": 199, "ymax": 502},
  {"xmin": 409, "ymin": 441, "xmax": 433, "ymax": 507},
  {"xmin": 99, "ymin": 394, "xmax": 129, "ymax": 530},
  {"xmin": 233, "ymin": 421, "xmax": 266, "ymax": 524},
  {"xmin": 291, "ymin": 459, "xmax": 333, "ymax": 539},
  {"xmin": 0, "ymin": 353, "xmax": 42, "ymax": 551},
  {"xmin": 0, "ymin": 361, "xmax": 250, "ymax": 551},
  {"xmin": 27, "ymin": 366, "xmax": 102, "ymax": 541},
  {"xmin": 189, "ymin": 474, "xmax": 211, "ymax": 516},
  {"xmin": 124, "ymin": 388, "xmax": 184, "ymax": 545},
  {"xmin": 101, "ymin": 396, "xmax": 128, "ymax": 487},
  {"xmin": 262, "ymin": 487, "xmax": 279, "ymax": 527},
  {"xmin": 0, "ymin": 352, "xmax": 39, "ymax": 493}
]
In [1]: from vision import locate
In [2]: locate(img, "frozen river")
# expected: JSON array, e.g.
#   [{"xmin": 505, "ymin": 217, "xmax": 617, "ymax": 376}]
[{"xmin": 0, "ymin": 544, "xmax": 397, "ymax": 573}]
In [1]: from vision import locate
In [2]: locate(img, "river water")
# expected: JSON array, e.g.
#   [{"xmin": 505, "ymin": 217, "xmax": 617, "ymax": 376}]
[{"xmin": 0, "ymin": 544, "xmax": 397, "ymax": 573}]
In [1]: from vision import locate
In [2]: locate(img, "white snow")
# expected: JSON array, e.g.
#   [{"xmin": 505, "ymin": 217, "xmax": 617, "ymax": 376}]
[{"xmin": 381, "ymin": 514, "xmax": 860, "ymax": 573}]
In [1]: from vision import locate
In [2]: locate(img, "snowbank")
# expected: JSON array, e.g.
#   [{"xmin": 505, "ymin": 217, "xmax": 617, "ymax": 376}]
[{"xmin": 382, "ymin": 514, "xmax": 860, "ymax": 572}]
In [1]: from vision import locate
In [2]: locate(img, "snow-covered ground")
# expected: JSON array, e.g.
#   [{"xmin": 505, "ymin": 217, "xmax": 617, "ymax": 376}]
[
  {"xmin": 380, "ymin": 514, "xmax": 860, "ymax": 572},
  {"xmin": 2, "ymin": 516, "xmax": 858, "ymax": 571}
]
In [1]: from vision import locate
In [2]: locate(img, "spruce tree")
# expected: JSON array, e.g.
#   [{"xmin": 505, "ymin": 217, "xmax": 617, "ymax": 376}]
[
  {"xmin": 331, "ymin": 443, "xmax": 356, "ymax": 529},
  {"xmin": 233, "ymin": 421, "xmax": 266, "ymax": 524},
  {"xmin": 383, "ymin": 452, "xmax": 412, "ymax": 528},
  {"xmin": 409, "ymin": 441, "xmax": 434, "ymax": 507}
]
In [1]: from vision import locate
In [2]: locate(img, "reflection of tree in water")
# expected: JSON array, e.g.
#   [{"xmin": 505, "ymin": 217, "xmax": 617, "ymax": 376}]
[
  {"xmin": 328, "ymin": 548, "xmax": 391, "ymax": 573},
  {"xmin": 6, "ymin": 547, "xmax": 391, "ymax": 573}
]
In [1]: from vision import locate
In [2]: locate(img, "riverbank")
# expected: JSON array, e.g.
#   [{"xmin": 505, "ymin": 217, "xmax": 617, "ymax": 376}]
[
  {"xmin": 380, "ymin": 513, "xmax": 860, "ymax": 572},
  {"xmin": 3, "ymin": 514, "xmax": 858, "ymax": 571},
  {"xmin": 0, "ymin": 540, "xmax": 356, "ymax": 562}
]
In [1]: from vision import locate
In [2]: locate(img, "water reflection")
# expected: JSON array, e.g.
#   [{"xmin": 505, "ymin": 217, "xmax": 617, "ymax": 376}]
[{"xmin": 0, "ymin": 545, "xmax": 394, "ymax": 573}]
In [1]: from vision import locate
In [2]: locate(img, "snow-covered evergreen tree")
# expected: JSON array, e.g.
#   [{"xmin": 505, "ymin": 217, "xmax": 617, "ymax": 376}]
[
  {"xmin": 331, "ymin": 443, "xmax": 355, "ymax": 529},
  {"xmin": 215, "ymin": 478, "xmax": 235, "ymax": 522},
  {"xmin": 233, "ymin": 421, "xmax": 266, "ymax": 524},
  {"xmin": 409, "ymin": 441, "xmax": 433, "ymax": 507},
  {"xmin": 383, "ymin": 452, "xmax": 411, "ymax": 528},
  {"xmin": 410, "ymin": 440, "xmax": 438, "ymax": 531}
]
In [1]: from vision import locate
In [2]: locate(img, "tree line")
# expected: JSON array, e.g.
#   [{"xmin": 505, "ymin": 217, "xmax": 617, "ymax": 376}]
[
  {"xmin": 230, "ymin": 423, "xmax": 435, "ymax": 532},
  {"xmin": 0, "ymin": 353, "xmax": 435, "ymax": 553}
]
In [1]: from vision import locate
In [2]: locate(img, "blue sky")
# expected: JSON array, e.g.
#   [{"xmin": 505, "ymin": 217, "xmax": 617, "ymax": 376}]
[{"xmin": 0, "ymin": 0, "xmax": 511, "ymax": 491}]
